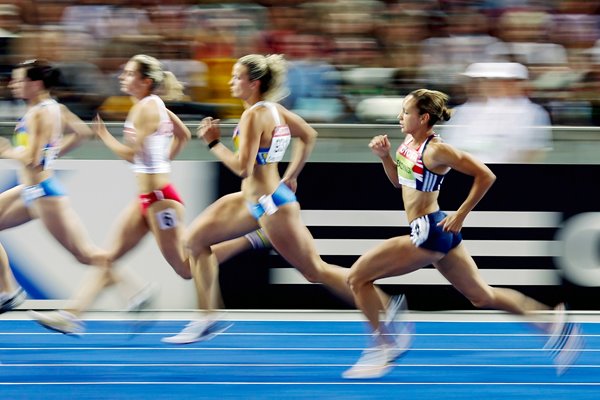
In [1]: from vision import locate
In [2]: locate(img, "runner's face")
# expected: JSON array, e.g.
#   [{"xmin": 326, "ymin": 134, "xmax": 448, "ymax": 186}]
[
  {"xmin": 229, "ymin": 63, "xmax": 254, "ymax": 100},
  {"xmin": 398, "ymin": 96, "xmax": 422, "ymax": 134},
  {"xmin": 119, "ymin": 61, "xmax": 150, "ymax": 97},
  {"xmin": 9, "ymin": 68, "xmax": 35, "ymax": 100}
]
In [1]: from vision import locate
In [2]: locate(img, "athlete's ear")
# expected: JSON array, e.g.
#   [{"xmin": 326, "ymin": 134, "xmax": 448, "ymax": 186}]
[{"xmin": 142, "ymin": 76, "xmax": 154, "ymax": 90}]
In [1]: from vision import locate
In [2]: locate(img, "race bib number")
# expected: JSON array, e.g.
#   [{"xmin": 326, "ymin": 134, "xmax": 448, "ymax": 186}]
[
  {"xmin": 156, "ymin": 208, "xmax": 178, "ymax": 230},
  {"xmin": 397, "ymin": 156, "xmax": 415, "ymax": 181},
  {"xmin": 258, "ymin": 194, "xmax": 279, "ymax": 216},
  {"xmin": 265, "ymin": 126, "xmax": 291, "ymax": 163},
  {"xmin": 22, "ymin": 185, "xmax": 45, "ymax": 205}
]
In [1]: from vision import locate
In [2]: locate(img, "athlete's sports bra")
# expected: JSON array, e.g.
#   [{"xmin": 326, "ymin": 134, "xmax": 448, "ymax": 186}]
[
  {"xmin": 123, "ymin": 94, "xmax": 174, "ymax": 174},
  {"xmin": 232, "ymin": 101, "xmax": 291, "ymax": 165},
  {"xmin": 13, "ymin": 98, "xmax": 62, "ymax": 170},
  {"xmin": 396, "ymin": 134, "xmax": 446, "ymax": 192}
]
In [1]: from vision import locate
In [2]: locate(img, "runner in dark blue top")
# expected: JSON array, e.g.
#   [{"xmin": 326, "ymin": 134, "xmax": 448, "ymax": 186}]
[{"xmin": 343, "ymin": 88, "xmax": 583, "ymax": 379}]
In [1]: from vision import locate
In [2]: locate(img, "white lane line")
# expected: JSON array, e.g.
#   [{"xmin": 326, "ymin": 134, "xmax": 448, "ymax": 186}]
[
  {"xmin": 1, "ymin": 363, "xmax": 598, "ymax": 369},
  {"xmin": 0, "ymin": 347, "xmax": 594, "ymax": 352},
  {"xmin": 1, "ymin": 332, "xmax": 594, "ymax": 337},
  {"xmin": 1, "ymin": 382, "xmax": 600, "ymax": 386}
]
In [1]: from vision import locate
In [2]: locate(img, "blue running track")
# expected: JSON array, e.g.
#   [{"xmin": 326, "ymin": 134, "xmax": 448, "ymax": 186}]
[{"xmin": 0, "ymin": 317, "xmax": 597, "ymax": 399}]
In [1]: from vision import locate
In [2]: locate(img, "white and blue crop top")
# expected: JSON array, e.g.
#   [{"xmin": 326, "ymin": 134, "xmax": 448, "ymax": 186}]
[
  {"xmin": 13, "ymin": 98, "xmax": 62, "ymax": 170},
  {"xmin": 123, "ymin": 95, "xmax": 174, "ymax": 174},
  {"xmin": 232, "ymin": 101, "xmax": 291, "ymax": 165},
  {"xmin": 396, "ymin": 134, "xmax": 446, "ymax": 192}
]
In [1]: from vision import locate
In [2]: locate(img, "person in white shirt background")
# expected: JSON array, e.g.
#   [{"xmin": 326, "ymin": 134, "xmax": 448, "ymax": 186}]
[{"xmin": 443, "ymin": 62, "xmax": 552, "ymax": 163}]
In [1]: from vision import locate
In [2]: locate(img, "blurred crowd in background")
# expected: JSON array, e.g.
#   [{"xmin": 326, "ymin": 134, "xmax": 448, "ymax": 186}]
[{"xmin": 0, "ymin": 0, "xmax": 599, "ymax": 126}]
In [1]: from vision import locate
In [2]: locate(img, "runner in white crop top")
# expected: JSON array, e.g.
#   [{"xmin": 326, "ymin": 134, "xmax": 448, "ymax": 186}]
[
  {"xmin": 86, "ymin": 55, "xmax": 260, "ymax": 336},
  {"xmin": 124, "ymin": 94, "xmax": 174, "ymax": 174},
  {"xmin": 0, "ymin": 60, "xmax": 153, "ymax": 331}
]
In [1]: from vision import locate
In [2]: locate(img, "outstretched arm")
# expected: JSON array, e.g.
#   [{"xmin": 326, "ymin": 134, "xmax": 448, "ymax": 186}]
[
  {"xmin": 0, "ymin": 137, "xmax": 25, "ymax": 162},
  {"xmin": 198, "ymin": 112, "xmax": 261, "ymax": 178},
  {"xmin": 369, "ymin": 134, "xmax": 400, "ymax": 188},
  {"xmin": 93, "ymin": 114, "xmax": 135, "ymax": 162},
  {"xmin": 58, "ymin": 105, "xmax": 93, "ymax": 157},
  {"xmin": 94, "ymin": 103, "xmax": 158, "ymax": 163}
]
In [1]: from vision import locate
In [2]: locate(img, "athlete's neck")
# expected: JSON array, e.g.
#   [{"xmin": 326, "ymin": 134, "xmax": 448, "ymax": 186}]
[
  {"xmin": 243, "ymin": 94, "xmax": 264, "ymax": 109},
  {"xmin": 410, "ymin": 130, "xmax": 435, "ymax": 147},
  {"xmin": 27, "ymin": 92, "xmax": 51, "ymax": 107}
]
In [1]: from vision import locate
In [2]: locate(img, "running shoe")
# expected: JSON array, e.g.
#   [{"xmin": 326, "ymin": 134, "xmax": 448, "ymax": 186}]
[
  {"xmin": 29, "ymin": 310, "xmax": 84, "ymax": 335},
  {"xmin": 545, "ymin": 303, "xmax": 567, "ymax": 346},
  {"xmin": 126, "ymin": 283, "xmax": 159, "ymax": 339},
  {"xmin": 383, "ymin": 294, "xmax": 414, "ymax": 362},
  {"xmin": 161, "ymin": 318, "xmax": 232, "ymax": 344},
  {"xmin": 544, "ymin": 304, "xmax": 584, "ymax": 375},
  {"xmin": 343, "ymin": 342, "xmax": 393, "ymax": 379},
  {"xmin": 0, "ymin": 287, "xmax": 26, "ymax": 314},
  {"xmin": 384, "ymin": 294, "xmax": 408, "ymax": 326},
  {"xmin": 126, "ymin": 283, "xmax": 158, "ymax": 312},
  {"xmin": 385, "ymin": 320, "xmax": 415, "ymax": 363}
]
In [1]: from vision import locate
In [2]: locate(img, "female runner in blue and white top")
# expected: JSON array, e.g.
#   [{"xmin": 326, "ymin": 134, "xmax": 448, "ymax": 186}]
[
  {"xmin": 162, "ymin": 54, "xmax": 392, "ymax": 344},
  {"xmin": 0, "ymin": 60, "xmax": 148, "ymax": 329},
  {"xmin": 343, "ymin": 89, "xmax": 581, "ymax": 379}
]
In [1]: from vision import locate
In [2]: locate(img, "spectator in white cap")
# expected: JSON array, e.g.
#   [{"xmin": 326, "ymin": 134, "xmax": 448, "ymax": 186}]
[{"xmin": 442, "ymin": 62, "xmax": 552, "ymax": 163}]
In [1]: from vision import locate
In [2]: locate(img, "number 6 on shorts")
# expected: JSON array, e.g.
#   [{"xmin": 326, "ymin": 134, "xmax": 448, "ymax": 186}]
[{"xmin": 156, "ymin": 208, "xmax": 178, "ymax": 230}]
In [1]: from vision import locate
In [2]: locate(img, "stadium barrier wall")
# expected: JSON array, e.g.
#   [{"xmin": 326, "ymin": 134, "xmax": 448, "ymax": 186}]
[
  {"xmin": 2, "ymin": 159, "xmax": 599, "ymax": 311},
  {"xmin": 0, "ymin": 159, "xmax": 217, "ymax": 310},
  {"xmin": 218, "ymin": 162, "xmax": 600, "ymax": 311}
]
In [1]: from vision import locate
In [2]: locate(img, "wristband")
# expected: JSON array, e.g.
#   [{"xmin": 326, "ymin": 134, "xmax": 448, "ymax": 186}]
[{"xmin": 207, "ymin": 139, "xmax": 220, "ymax": 149}]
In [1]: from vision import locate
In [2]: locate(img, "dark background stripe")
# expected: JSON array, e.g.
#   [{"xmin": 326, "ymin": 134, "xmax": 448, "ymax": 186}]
[{"xmin": 217, "ymin": 163, "xmax": 600, "ymax": 310}]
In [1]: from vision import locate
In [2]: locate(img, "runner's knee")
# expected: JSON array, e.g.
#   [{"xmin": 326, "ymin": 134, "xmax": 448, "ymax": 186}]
[
  {"xmin": 468, "ymin": 291, "xmax": 495, "ymax": 309},
  {"xmin": 347, "ymin": 269, "xmax": 368, "ymax": 293},
  {"xmin": 72, "ymin": 248, "xmax": 99, "ymax": 266},
  {"xmin": 302, "ymin": 271, "xmax": 319, "ymax": 284},
  {"xmin": 174, "ymin": 269, "xmax": 192, "ymax": 280},
  {"xmin": 171, "ymin": 263, "xmax": 192, "ymax": 280},
  {"xmin": 184, "ymin": 226, "xmax": 214, "ymax": 256}
]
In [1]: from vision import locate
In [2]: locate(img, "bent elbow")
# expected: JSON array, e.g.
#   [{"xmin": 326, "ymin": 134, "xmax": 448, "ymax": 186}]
[
  {"xmin": 485, "ymin": 171, "xmax": 496, "ymax": 189},
  {"xmin": 21, "ymin": 154, "xmax": 36, "ymax": 167},
  {"xmin": 308, "ymin": 129, "xmax": 318, "ymax": 146},
  {"xmin": 238, "ymin": 167, "xmax": 252, "ymax": 179}
]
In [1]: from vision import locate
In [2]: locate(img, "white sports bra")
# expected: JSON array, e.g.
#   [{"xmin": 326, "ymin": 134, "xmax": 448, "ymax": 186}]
[{"xmin": 124, "ymin": 95, "xmax": 174, "ymax": 174}]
